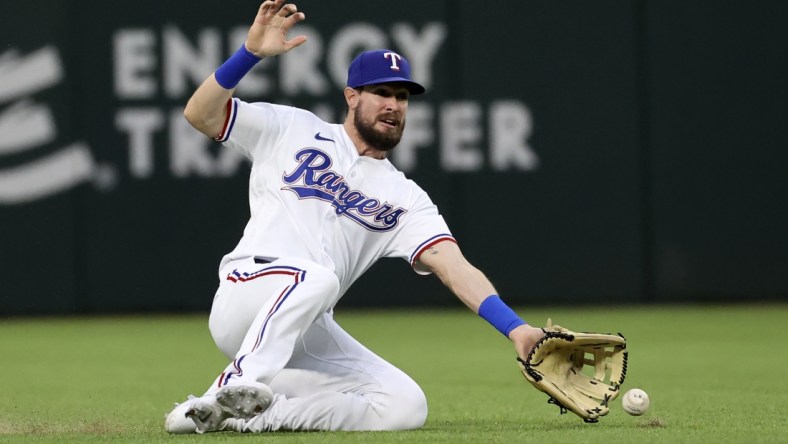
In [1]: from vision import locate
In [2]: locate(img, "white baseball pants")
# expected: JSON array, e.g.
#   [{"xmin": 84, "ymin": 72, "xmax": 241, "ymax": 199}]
[{"xmin": 204, "ymin": 256, "xmax": 427, "ymax": 431}]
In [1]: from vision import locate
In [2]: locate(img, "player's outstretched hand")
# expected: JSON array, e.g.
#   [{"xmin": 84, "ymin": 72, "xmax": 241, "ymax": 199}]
[
  {"xmin": 246, "ymin": 0, "xmax": 307, "ymax": 58},
  {"xmin": 508, "ymin": 324, "xmax": 545, "ymax": 359}
]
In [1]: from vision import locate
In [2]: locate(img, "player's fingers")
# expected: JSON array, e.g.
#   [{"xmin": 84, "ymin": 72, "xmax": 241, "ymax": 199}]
[
  {"xmin": 276, "ymin": 3, "xmax": 298, "ymax": 18},
  {"xmin": 284, "ymin": 34, "xmax": 308, "ymax": 51},
  {"xmin": 281, "ymin": 11, "xmax": 305, "ymax": 31},
  {"xmin": 258, "ymin": 0, "xmax": 285, "ymax": 19},
  {"xmin": 255, "ymin": 0, "xmax": 276, "ymax": 23},
  {"xmin": 258, "ymin": 0, "xmax": 276, "ymax": 15}
]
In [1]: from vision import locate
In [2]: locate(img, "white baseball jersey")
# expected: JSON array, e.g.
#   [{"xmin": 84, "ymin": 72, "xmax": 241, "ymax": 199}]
[{"xmin": 214, "ymin": 98, "xmax": 455, "ymax": 298}]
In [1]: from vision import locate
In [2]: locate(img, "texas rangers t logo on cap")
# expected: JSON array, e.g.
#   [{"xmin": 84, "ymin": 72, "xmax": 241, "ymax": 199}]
[
  {"xmin": 383, "ymin": 52, "xmax": 402, "ymax": 71},
  {"xmin": 346, "ymin": 49, "xmax": 426, "ymax": 95}
]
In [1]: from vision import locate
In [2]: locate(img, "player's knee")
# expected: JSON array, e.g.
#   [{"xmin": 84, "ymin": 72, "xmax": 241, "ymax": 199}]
[
  {"xmin": 378, "ymin": 384, "xmax": 428, "ymax": 430},
  {"xmin": 395, "ymin": 388, "xmax": 428, "ymax": 430},
  {"xmin": 209, "ymin": 324, "xmax": 238, "ymax": 359},
  {"xmin": 295, "ymin": 262, "xmax": 340, "ymax": 304},
  {"xmin": 308, "ymin": 267, "xmax": 341, "ymax": 296},
  {"xmin": 209, "ymin": 304, "xmax": 245, "ymax": 359}
]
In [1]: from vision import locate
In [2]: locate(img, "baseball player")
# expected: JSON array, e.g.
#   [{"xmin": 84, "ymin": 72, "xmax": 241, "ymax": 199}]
[{"xmin": 165, "ymin": 0, "xmax": 545, "ymax": 434}]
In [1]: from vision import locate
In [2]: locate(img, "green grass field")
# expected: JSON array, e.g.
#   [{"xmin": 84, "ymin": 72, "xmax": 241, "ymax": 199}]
[{"xmin": 1, "ymin": 304, "xmax": 786, "ymax": 443}]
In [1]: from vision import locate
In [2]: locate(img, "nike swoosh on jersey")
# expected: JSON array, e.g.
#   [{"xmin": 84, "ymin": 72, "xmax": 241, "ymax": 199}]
[{"xmin": 314, "ymin": 132, "xmax": 335, "ymax": 142}]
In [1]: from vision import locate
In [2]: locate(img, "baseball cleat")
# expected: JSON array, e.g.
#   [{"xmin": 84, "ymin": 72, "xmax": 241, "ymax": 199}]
[
  {"xmin": 184, "ymin": 398, "xmax": 226, "ymax": 434},
  {"xmin": 164, "ymin": 395, "xmax": 199, "ymax": 434},
  {"xmin": 215, "ymin": 383, "xmax": 274, "ymax": 418},
  {"xmin": 179, "ymin": 383, "xmax": 273, "ymax": 434}
]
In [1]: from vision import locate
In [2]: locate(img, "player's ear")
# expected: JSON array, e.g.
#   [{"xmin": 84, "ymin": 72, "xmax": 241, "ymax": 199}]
[{"xmin": 344, "ymin": 87, "xmax": 359, "ymax": 108}]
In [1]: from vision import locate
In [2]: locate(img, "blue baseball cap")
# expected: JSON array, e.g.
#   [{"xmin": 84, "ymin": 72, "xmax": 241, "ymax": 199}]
[{"xmin": 347, "ymin": 49, "xmax": 426, "ymax": 95}]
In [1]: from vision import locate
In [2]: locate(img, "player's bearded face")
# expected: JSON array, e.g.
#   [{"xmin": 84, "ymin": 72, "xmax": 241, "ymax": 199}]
[{"xmin": 353, "ymin": 94, "xmax": 406, "ymax": 152}]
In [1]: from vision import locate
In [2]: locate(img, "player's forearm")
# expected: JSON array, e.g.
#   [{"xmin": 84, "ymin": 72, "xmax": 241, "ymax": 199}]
[
  {"xmin": 439, "ymin": 262, "xmax": 497, "ymax": 312},
  {"xmin": 420, "ymin": 241, "xmax": 530, "ymax": 340},
  {"xmin": 183, "ymin": 75, "xmax": 234, "ymax": 138},
  {"xmin": 421, "ymin": 243, "xmax": 496, "ymax": 312}
]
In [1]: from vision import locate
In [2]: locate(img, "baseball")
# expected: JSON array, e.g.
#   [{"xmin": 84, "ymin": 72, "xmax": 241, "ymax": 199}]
[{"xmin": 622, "ymin": 388, "xmax": 650, "ymax": 416}]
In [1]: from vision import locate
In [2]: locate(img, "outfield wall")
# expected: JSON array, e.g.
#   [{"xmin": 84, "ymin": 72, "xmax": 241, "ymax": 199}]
[{"xmin": 1, "ymin": 0, "xmax": 786, "ymax": 314}]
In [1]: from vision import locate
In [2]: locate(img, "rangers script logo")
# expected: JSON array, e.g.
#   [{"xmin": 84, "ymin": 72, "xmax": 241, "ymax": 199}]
[{"xmin": 282, "ymin": 148, "xmax": 407, "ymax": 232}]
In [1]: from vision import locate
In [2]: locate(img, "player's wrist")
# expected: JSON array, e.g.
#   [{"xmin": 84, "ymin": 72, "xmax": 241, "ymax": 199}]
[
  {"xmin": 478, "ymin": 295, "xmax": 526, "ymax": 337},
  {"xmin": 214, "ymin": 44, "xmax": 263, "ymax": 90}
]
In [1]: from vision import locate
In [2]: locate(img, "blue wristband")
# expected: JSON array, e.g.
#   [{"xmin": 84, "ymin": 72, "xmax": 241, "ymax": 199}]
[
  {"xmin": 214, "ymin": 44, "xmax": 262, "ymax": 89},
  {"xmin": 478, "ymin": 295, "xmax": 526, "ymax": 337}
]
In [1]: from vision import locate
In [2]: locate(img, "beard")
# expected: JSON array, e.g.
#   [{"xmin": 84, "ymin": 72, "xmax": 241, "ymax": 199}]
[{"xmin": 353, "ymin": 103, "xmax": 406, "ymax": 152}]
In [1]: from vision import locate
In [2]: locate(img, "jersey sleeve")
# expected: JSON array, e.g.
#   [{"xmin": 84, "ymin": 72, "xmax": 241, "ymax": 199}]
[
  {"xmin": 388, "ymin": 187, "xmax": 456, "ymax": 275},
  {"xmin": 213, "ymin": 98, "xmax": 293, "ymax": 161}
]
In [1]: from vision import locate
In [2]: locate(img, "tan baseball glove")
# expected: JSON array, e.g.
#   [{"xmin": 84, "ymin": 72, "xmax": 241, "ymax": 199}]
[{"xmin": 517, "ymin": 319, "xmax": 628, "ymax": 423}]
